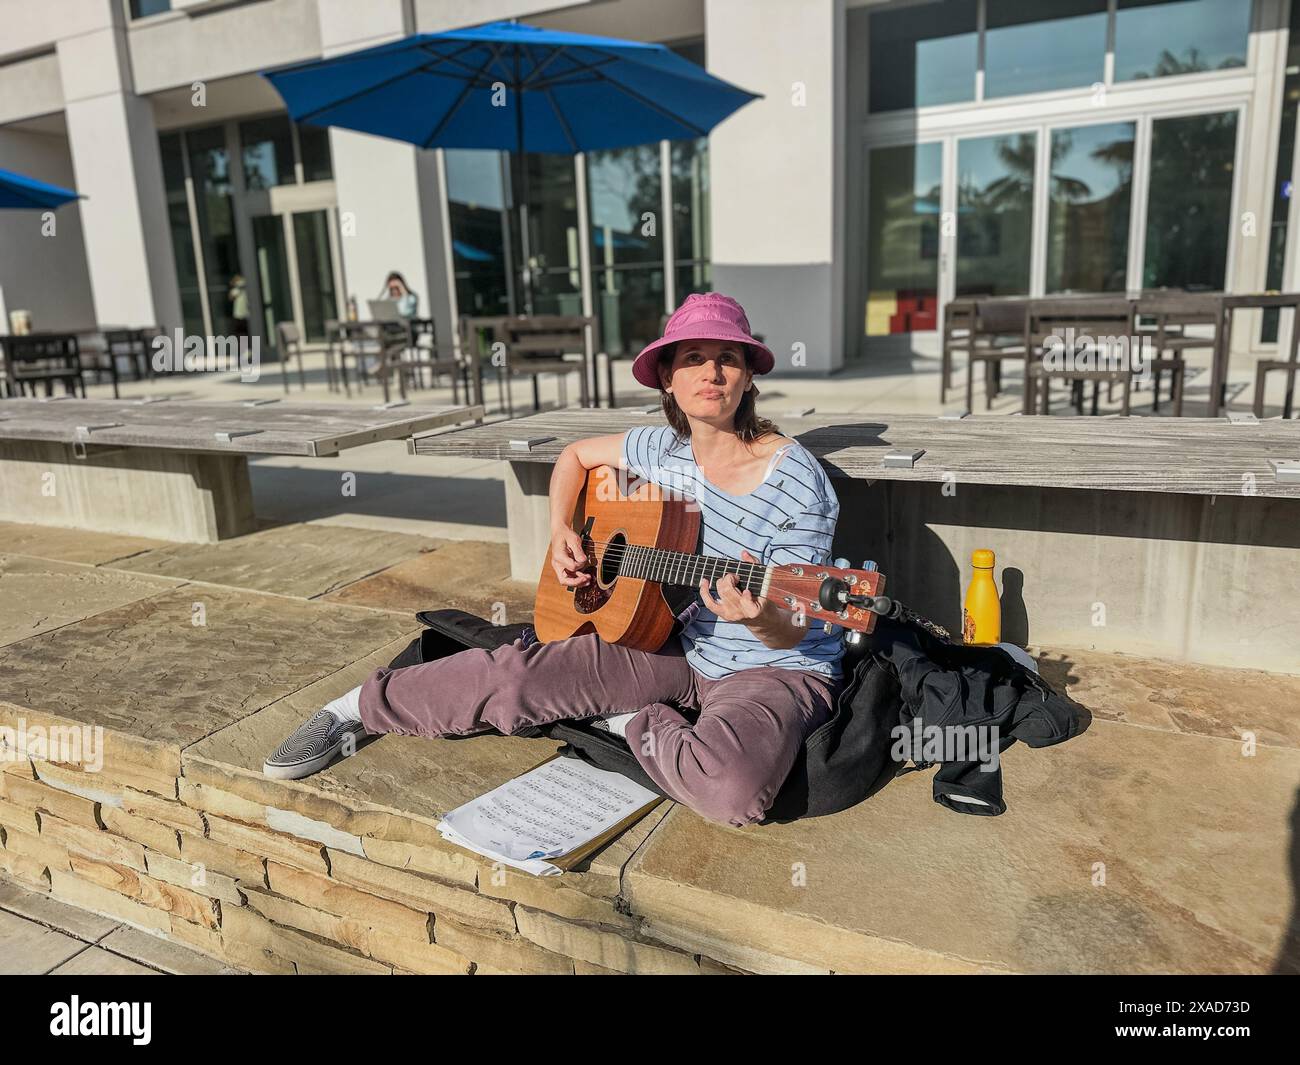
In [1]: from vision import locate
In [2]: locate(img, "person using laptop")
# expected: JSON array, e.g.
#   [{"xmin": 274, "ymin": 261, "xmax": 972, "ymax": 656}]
[{"xmin": 379, "ymin": 271, "xmax": 419, "ymax": 319}]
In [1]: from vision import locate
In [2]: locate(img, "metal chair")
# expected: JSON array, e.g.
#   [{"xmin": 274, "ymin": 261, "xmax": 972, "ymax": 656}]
[
  {"xmin": 1133, "ymin": 292, "xmax": 1212, "ymax": 416},
  {"xmin": 402, "ymin": 316, "xmax": 469, "ymax": 400},
  {"xmin": 0, "ymin": 333, "xmax": 86, "ymax": 398},
  {"xmin": 102, "ymin": 328, "xmax": 152, "ymax": 384},
  {"xmin": 958, "ymin": 297, "xmax": 1031, "ymax": 412},
  {"xmin": 499, "ymin": 315, "xmax": 592, "ymax": 416},
  {"xmin": 79, "ymin": 331, "xmax": 122, "ymax": 398},
  {"xmin": 276, "ymin": 321, "xmax": 307, "ymax": 393},
  {"xmin": 1253, "ymin": 303, "xmax": 1300, "ymax": 418}
]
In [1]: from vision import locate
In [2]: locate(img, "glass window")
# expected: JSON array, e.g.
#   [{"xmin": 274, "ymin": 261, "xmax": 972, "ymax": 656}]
[
  {"xmin": 588, "ymin": 145, "xmax": 662, "ymax": 269},
  {"xmin": 866, "ymin": 143, "xmax": 942, "ymax": 335},
  {"xmin": 1143, "ymin": 111, "xmax": 1238, "ymax": 290},
  {"xmin": 445, "ymin": 150, "xmax": 511, "ymax": 317},
  {"xmin": 588, "ymin": 145, "xmax": 664, "ymax": 357},
  {"xmin": 984, "ymin": 0, "xmax": 1107, "ymax": 99},
  {"xmin": 186, "ymin": 126, "xmax": 242, "ymax": 335},
  {"xmin": 956, "ymin": 132, "xmax": 1037, "ymax": 297},
  {"xmin": 1046, "ymin": 122, "xmax": 1135, "ymax": 293},
  {"xmin": 672, "ymin": 137, "xmax": 709, "ymax": 279},
  {"xmin": 869, "ymin": 0, "xmax": 977, "ymax": 112},
  {"xmin": 158, "ymin": 133, "xmax": 204, "ymax": 336},
  {"xmin": 297, "ymin": 123, "xmax": 334, "ymax": 183},
  {"xmin": 511, "ymin": 153, "xmax": 581, "ymax": 317},
  {"xmin": 675, "ymin": 262, "xmax": 712, "ymax": 303},
  {"xmin": 293, "ymin": 211, "xmax": 338, "ymax": 343},
  {"xmin": 1115, "ymin": 0, "xmax": 1251, "ymax": 82},
  {"xmin": 239, "ymin": 116, "xmax": 294, "ymax": 190},
  {"xmin": 130, "ymin": 0, "xmax": 171, "ymax": 17},
  {"xmin": 251, "ymin": 215, "xmax": 291, "ymax": 348}
]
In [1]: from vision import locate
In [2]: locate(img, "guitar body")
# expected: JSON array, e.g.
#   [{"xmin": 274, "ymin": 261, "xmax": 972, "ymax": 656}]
[{"xmin": 534, "ymin": 466, "xmax": 699, "ymax": 650}]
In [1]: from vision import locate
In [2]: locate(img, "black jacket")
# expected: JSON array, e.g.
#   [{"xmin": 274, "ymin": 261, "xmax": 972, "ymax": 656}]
[{"xmin": 387, "ymin": 609, "xmax": 1087, "ymax": 823}]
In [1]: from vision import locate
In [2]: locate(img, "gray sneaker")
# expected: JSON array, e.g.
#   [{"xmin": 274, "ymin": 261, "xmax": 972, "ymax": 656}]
[{"xmin": 263, "ymin": 708, "xmax": 368, "ymax": 780}]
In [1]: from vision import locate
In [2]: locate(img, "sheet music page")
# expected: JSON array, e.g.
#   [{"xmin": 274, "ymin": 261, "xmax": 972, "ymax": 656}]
[{"xmin": 438, "ymin": 757, "xmax": 659, "ymax": 868}]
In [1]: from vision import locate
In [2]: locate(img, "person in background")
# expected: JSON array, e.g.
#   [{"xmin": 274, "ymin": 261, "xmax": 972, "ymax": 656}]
[
  {"xmin": 228, "ymin": 275, "xmax": 249, "ymax": 337},
  {"xmin": 380, "ymin": 271, "xmax": 419, "ymax": 318}
]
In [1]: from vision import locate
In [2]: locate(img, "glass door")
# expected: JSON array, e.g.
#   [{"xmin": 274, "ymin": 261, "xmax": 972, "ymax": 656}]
[
  {"xmin": 588, "ymin": 143, "xmax": 665, "ymax": 359},
  {"xmin": 953, "ymin": 130, "xmax": 1037, "ymax": 298},
  {"xmin": 250, "ymin": 208, "xmax": 341, "ymax": 351},
  {"xmin": 1045, "ymin": 121, "xmax": 1136, "ymax": 294},
  {"xmin": 510, "ymin": 153, "xmax": 582, "ymax": 317},
  {"xmin": 251, "ymin": 214, "xmax": 291, "ymax": 350},
  {"xmin": 292, "ymin": 210, "xmax": 339, "ymax": 343},
  {"xmin": 864, "ymin": 142, "xmax": 943, "ymax": 336}
]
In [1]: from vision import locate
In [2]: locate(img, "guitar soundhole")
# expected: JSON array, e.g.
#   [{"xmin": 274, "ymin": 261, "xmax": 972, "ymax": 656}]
[{"xmin": 573, "ymin": 530, "xmax": 623, "ymax": 615}]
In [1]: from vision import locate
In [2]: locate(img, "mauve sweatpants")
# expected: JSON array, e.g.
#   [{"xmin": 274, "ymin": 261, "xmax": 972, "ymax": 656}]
[{"xmin": 358, "ymin": 632, "xmax": 842, "ymax": 828}]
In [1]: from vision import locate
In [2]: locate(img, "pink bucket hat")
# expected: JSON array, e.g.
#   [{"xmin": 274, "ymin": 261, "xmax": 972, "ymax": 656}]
[{"xmin": 631, "ymin": 292, "xmax": 775, "ymax": 389}]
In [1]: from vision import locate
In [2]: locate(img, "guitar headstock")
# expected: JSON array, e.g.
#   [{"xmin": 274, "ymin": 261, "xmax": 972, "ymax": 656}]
[{"xmin": 765, "ymin": 563, "xmax": 887, "ymax": 636}]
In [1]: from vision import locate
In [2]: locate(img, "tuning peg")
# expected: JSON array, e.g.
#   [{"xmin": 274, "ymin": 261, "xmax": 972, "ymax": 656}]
[
  {"xmin": 862, "ymin": 560, "xmax": 879, "ymax": 572},
  {"xmin": 833, "ymin": 557, "xmax": 850, "ymax": 569}
]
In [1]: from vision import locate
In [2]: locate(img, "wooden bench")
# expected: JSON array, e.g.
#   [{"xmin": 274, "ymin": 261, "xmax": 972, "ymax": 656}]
[
  {"xmin": 0, "ymin": 397, "xmax": 482, "ymax": 543},
  {"xmin": 412, "ymin": 409, "xmax": 1300, "ymax": 676}
]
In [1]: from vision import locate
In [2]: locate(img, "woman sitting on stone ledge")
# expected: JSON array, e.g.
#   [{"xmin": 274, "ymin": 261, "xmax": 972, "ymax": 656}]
[{"xmin": 263, "ymin": 293, "xmax": 847, "ymax": 829}]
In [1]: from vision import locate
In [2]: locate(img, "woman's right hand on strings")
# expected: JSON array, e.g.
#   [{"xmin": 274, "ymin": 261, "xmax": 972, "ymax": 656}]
[{"xmin": 550, "ymin": 526, "xmax": 592, "ymax": 587}]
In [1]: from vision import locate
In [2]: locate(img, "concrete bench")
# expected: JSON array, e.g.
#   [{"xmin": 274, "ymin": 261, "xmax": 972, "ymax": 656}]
[
  {"xmin": 412, "ymin": 409, "xmax": 1300, "ymax": 675},
  {"xmin": 0, "ymin": 397, "xmax": 483, "ymax": 543}
]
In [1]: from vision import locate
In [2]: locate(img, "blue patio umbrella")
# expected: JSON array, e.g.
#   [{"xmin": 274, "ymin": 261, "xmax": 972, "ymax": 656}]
[
  {"xmin": 261, "ymin": 21, "xmax": 760, "ymax": 154},
  {"xmin": 0, "ymin": 167, "xmax": 82, "ymax": 210},
  {"xmin": 261, "ymin": 20, "xmax": 759, "ymax": 373}
]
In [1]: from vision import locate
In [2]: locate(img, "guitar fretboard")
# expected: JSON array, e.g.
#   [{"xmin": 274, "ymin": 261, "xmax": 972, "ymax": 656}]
[{"xmin": 615, "ymin": 544, "xmax": 768, "ymax": 594}]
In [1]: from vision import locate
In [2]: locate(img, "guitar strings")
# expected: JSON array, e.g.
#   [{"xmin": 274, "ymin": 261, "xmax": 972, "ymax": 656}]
[{"xmin": 565, "ymin": 535, "xmax": 853, "ymax": 593}]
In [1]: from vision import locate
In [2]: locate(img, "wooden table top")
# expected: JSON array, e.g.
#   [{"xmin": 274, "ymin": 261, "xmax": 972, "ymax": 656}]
[
  {"xmin": 410, "ymin": 409, "xmax": 1300, "ymax": 499},
  {"xmin": 0, "ymin": 398, "xmax": 483, "ymax": 457}
]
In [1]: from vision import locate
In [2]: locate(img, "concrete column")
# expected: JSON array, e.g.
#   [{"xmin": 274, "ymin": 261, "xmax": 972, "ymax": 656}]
[
  {"xmin": 56, "ymin": 6, "xmax": 181, "ymax": 332},
  {"xmin": 704, "ymin": 0, "xmax": 846, "ymax": 375},
  {"xmin": 318, "ymin": 0, "xmax": 457, "ymax": 357},
  {"xmin": 504, "ymin": 460, "xmax": 555, "ymax": 583}
]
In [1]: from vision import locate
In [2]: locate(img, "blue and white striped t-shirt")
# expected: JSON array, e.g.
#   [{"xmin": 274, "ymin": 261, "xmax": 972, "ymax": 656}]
[{"xmin": 621, "ymin": 424, "xmax": 846, "ymax": 682}]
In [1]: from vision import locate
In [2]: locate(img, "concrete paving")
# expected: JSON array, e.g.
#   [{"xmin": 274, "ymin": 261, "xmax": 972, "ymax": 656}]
[{"xmin": 0, "ymin": 878, "xmax": 240, "ymax": 975}]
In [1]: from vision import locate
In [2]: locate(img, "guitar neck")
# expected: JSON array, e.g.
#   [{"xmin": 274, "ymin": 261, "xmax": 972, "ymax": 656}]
[{"xmin": 617, "ymin": 544, "xmax": 770, "ymax": 595}]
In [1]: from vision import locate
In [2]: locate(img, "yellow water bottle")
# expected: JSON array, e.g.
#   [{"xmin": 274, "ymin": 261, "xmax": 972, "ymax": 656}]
[{"xmin": 962, "ymin": 548, "xmax": 1001, "ymax": 645}]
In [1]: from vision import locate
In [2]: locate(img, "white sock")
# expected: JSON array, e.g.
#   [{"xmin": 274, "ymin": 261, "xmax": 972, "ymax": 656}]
[
  {"xmin": 600, "ymin": 711, "xmax": 638, "ymax": 739},
  {"xmin": 324, "ymin": 684, "xmax": 365, "ymax": 727}
]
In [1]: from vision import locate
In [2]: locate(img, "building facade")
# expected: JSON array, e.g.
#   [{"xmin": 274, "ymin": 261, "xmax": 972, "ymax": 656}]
[{"xmin": 0, "ymin": 0, "xmax": 1296, "ymax": 376}]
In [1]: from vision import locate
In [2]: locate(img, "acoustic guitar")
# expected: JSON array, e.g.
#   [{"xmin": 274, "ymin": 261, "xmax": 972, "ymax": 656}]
[{"xmin": 534, "ymin": 466, "xmax": 889, "ymax": 650}]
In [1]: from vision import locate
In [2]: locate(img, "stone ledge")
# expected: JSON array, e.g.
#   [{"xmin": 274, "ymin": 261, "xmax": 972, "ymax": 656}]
[{"xmin": 3, "ymin": 521, "xmax": 1295, "ymax": 975}]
